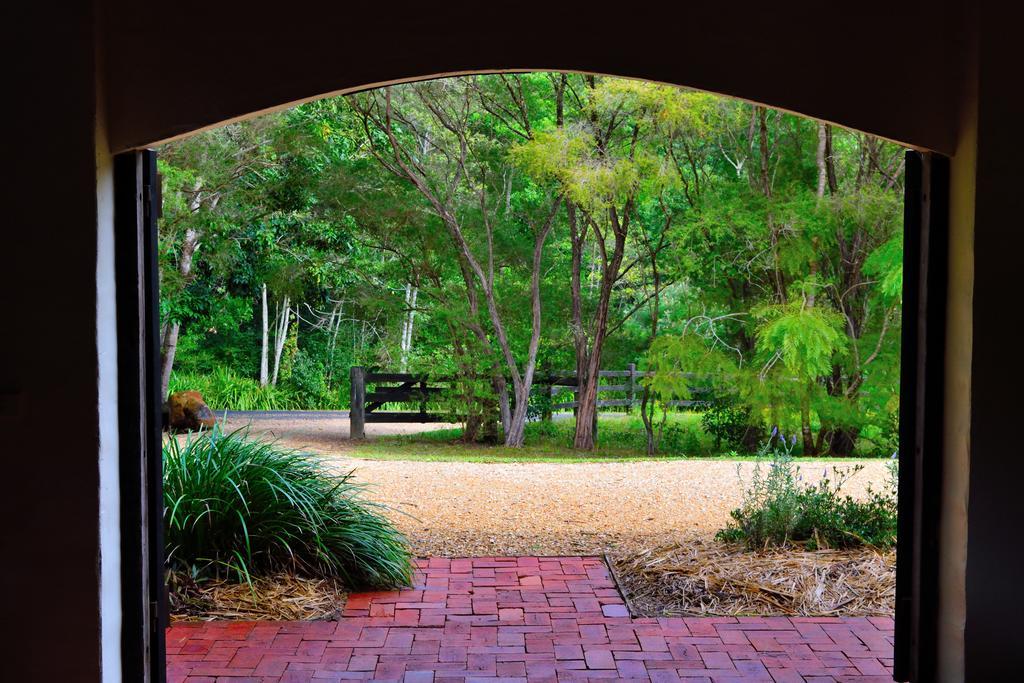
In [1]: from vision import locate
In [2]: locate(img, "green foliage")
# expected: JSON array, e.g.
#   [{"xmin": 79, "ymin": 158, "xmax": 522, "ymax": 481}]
[
  {"xmin": 717, "ymin": 434, "xmax": 899, "ymax": 549},
  {"xmin": 527, "ymin": 384, "xmax": 555, "ymax": 422},
  {"xmin": 865, "ymin": 232, "xmax": 904, "ymax": 301},
  {"xmin": 755, "ymin": 303, "xmax": 848, "ymax": 380},
  {"xmin": 168, "ymin": 368, "xmax": 299, "ymax": 411},
  {"xmin": 646, "ymin": 334, "xmax": 740, "ymax": 403},
  {"xmin": 528, "ymin": 414, "xmax": 714, "ymax": 455},
  {"xmin": 284, "ymin": 350, "xmax": 344, "ymax": 409},
  {"xmin": 170, "ymin": 364, "xmax": 346, "ymax": 411},
  {"xmin": 163, "ymin": 426, "xmax": 413, "ymax": 588}
]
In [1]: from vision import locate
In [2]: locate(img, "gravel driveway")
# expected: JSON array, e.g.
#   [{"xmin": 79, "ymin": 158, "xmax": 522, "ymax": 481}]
[{"xmin": 222, "ymin": 412, "xmax": 892, "ymax": 558}]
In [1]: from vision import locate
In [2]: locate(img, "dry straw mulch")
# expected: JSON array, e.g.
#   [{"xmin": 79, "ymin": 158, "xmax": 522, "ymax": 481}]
[
  {"xmin": 168, "ymin": 572, "xmax": 346, "ymax": 622},
  {"xmin": 613, "ymin": 540, "xmax": 895, "ymax": 617}
]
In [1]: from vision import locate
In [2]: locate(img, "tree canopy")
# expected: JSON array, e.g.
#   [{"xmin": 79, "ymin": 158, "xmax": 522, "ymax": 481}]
[{"xmin": 158, "ymin": 72, "xmax": 904, "ymax": 455}]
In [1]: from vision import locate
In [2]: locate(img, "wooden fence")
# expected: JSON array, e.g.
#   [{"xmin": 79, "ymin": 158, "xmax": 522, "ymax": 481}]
[
  {"xmin": 539, "ymin": 364, "xmax": 706, "ymax": 412},
  {"xmin": 349, "ymin": 364, "xmax": 710, "ymax": 438}
]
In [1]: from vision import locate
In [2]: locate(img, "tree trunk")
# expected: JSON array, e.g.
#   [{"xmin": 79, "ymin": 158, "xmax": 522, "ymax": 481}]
[
  {"xmin": 816, "ymin": 122, "xmax": 829, "ymax": 199},
  {"xmin": 495, "ymin": 378, "xmax": 512, "ymax": 441},
  {"xmin": 825, "ymin": 124, "xmax": 839, "ymax": 194},
  {"xmin": 640, "ymin": 386, "xmax": 656, "ymax": 455},
  {"xmin": 502, "ymin": 206, "xmax": 558, "ymax": 446},
  {"xmin": 158, "ymin": 223, "xmax": 200, "ymax": 400},
  {"xmin": 567, "ymin": 202, "xmax": 591, "ymax": 446},
  {"xmin": 828, "ymin": 426, "xmax": 859, "ymax": 456},
  {"xmin": 400, "ymin": 283, "xmax": 417, "ymax": 372},
  {"xmin": 639, "ymin": 227, "xmax": 664, "ymax": 455},
  {"xmin": 259, "ymin": 283, "xmax": 269, "ymax": 387},
  {"xmin": 270, "ymin": 295, "xmax": 290, "ymax": 386},
  {"xmin": 573, "ymin": 210, "xmax": 628, "ymax": 451},
  {"xmin": 159, "ymin": 322, "xmax": 180, "ymax": 400},
  {"xmin": 800, "ymin": 382, "xmax": 816, "ymax": 456}
]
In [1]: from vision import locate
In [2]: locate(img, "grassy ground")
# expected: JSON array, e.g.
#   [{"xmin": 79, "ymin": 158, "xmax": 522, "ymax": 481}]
[{"xmin": 350, "ymin": 413, "xmax": 883, "ymax": 463}]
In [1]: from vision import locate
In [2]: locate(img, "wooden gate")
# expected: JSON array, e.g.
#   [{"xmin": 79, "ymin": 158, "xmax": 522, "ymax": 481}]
[{"xmin": 349, "ymin": 367, "xmax": 446, "ymax": 439}]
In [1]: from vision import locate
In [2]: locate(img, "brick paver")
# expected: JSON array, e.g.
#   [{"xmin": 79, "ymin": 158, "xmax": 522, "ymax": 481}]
[{"xmin": 167, "ymin": 557, "xmax": 895, "ymax": 682}]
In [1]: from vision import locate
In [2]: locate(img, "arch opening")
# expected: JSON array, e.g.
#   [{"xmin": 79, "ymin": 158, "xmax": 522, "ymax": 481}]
[{"xmin": 146, "ymin": 71, "xmax": 925, "ymax": 682}]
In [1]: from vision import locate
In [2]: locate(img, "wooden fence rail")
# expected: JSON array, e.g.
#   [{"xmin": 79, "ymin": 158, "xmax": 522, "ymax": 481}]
[{"xmin": 349, "ymin": 364, "xmax": 711, "ymax": 439}]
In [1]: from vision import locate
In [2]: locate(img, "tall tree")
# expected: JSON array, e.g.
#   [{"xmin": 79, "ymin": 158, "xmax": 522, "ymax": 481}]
[{"xmin": 350, "ymin": 78, "xmax": 562, "ymax": 446}]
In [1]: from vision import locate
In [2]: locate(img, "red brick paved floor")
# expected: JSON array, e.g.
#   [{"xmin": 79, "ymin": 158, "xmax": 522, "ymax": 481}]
[{"xmin": 166, "ymin": 556, "xmax": 895, "ymax": 682}]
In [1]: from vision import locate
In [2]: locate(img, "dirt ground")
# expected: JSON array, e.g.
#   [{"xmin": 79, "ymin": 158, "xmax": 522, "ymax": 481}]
[{"xmin": 221, "ymin": 412, "xmax": 893, "ymax": 559}]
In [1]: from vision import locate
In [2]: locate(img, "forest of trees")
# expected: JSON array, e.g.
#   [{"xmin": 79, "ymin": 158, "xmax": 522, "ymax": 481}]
[{"xmin": 158, "ymin": 73, "xmax": 904, "ymax": 456}]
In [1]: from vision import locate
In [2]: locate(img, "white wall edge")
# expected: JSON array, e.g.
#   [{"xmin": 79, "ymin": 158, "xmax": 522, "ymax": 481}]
[{"xmin": 96, "ymin": 95, "xmax": 123, "ymax": 683}]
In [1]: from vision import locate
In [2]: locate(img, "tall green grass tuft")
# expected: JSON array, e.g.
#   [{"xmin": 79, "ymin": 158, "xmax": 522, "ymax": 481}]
[
  {"xmin": 168, "ymin": 366, "xmax": 345, "ymax": 410},
  {"xmin": 168, "ymin": 367, "xmax": 301, "ymax": 411},
  {"xmin": 163, "ymin": 426, "xmax": 413, "ymax": 588}
]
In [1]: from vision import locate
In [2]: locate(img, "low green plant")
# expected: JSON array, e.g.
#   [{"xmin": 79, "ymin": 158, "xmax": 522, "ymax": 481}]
[
  {"xmin": 717, "ymin": 429, "xmax": 899, "ymax": 550},
  {"xmin": 163, "ymin": 426, "xmax": 413, "ymax": 588}
]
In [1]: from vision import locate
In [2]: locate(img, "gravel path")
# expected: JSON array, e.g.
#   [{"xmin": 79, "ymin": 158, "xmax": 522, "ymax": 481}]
[
  {"xmin": 320, "ymin": 456, "xmax": 891, "ymax": 558},
  {"xmin": 222, "ymin": 413, "xmax": 892, "ymax": 558}
]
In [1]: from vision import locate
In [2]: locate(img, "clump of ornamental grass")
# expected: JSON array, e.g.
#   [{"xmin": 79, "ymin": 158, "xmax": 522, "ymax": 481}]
[
  {"xmin": 163, "ymin": 426, "xmax": 413, "ymax": 589},
  {"xmin": 717, "ymin": 428, "xmax": 899, "ymax": 550}
]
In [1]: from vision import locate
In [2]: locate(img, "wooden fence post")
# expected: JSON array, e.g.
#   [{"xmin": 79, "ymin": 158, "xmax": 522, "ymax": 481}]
[
  {"xmin": 627, "ymin": 363, "xmax": 637, "ymax": 412},
  {"xmin": 350, "ymin": 366, "xmax": 366, "ymax": 439}
]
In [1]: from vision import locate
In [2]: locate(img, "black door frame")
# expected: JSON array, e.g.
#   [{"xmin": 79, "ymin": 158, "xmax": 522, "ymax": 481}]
[
  {"xmin": 114, "ymin": 149, "xmax": 166, "ymax": 683},
  {"xmin": 113, "ymin": 147, "xmax": 949, "ymax": 683},
  {"xmin": 894, "ymin": 151, "xmax": 950, "ymax": 682}
]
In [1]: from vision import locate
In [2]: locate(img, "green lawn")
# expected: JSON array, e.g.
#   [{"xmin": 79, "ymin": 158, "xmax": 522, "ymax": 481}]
[{"xmin": 350, "ymin": 414, "xmax": 884, "ymax": 463}]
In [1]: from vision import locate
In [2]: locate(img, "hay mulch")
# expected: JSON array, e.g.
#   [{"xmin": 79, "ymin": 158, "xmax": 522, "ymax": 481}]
[
  {"xmin": 613, "ymin": 539, "xmax": 895, "ymax": 617},
  {"xmin": 168, "ymin": 572, "xmax": 346, "ymax": 622}
]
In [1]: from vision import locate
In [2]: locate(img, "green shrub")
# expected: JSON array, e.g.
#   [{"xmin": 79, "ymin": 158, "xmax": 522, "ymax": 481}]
[
  {"xmin": 282, "ymin": 351, "xmax": 344, "ymax": 409},
  {"xmin": 699, "ymin": 396, "xmax": 762, "ymax": 451},
  {"xmin": 717, "ymin": 430, "xmax": 898, "ymax": 550},
  {"xmin": 163, "ymin": 426, "xmax": 413, "ymax": 588}
]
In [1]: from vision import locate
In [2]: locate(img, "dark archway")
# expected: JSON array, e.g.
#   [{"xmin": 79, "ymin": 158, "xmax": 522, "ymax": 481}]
[
  {"xmin": 103, "ymin": 7, "xmax": 963, "ymax": 679},
  {"xmin": 101, "ymin": 1, "xmax": 962, "ymax": 154}
]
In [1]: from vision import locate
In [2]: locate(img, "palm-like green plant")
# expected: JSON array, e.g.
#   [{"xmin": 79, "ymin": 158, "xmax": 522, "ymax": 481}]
[{"xmin": 163, "ymin": 426, "xmax": 413, "ymax": 588}]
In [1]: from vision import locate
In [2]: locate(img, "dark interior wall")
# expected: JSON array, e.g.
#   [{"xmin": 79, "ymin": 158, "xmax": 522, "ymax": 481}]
[
  {"xmin": 964, "ymin": 12, "xmax": 1024, "ymax": 679},
  {"xmin": 102, "ymin": 0, "xmax": 964, "ymax": 154},
  {"xmin": 1, "ymin": 3, "xmax": 103, "ymax": 680}
]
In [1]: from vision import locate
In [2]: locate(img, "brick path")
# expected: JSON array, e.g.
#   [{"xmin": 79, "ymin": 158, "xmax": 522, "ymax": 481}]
[{"xmin": 166, "ymin": 557, "xmax": 895, "ymax": 682}]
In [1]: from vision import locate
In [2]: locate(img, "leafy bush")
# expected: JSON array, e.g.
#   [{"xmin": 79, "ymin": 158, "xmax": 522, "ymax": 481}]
[
  {"xmin": 283, "ymin": 350, "xmax": 344, "ymax": 409},
  {"xmin": 164, "ymin": 426, "xmax": 413, "ymax": 588},
  {"xmin": 717, "ymin": 430, "xmax": 898, "ymax": 549}
]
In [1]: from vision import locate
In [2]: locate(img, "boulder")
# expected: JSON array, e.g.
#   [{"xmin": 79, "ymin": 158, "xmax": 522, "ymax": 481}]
[{"xmin": 165, "ymin": 390, "xmax": 217, "ymax": 432}]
